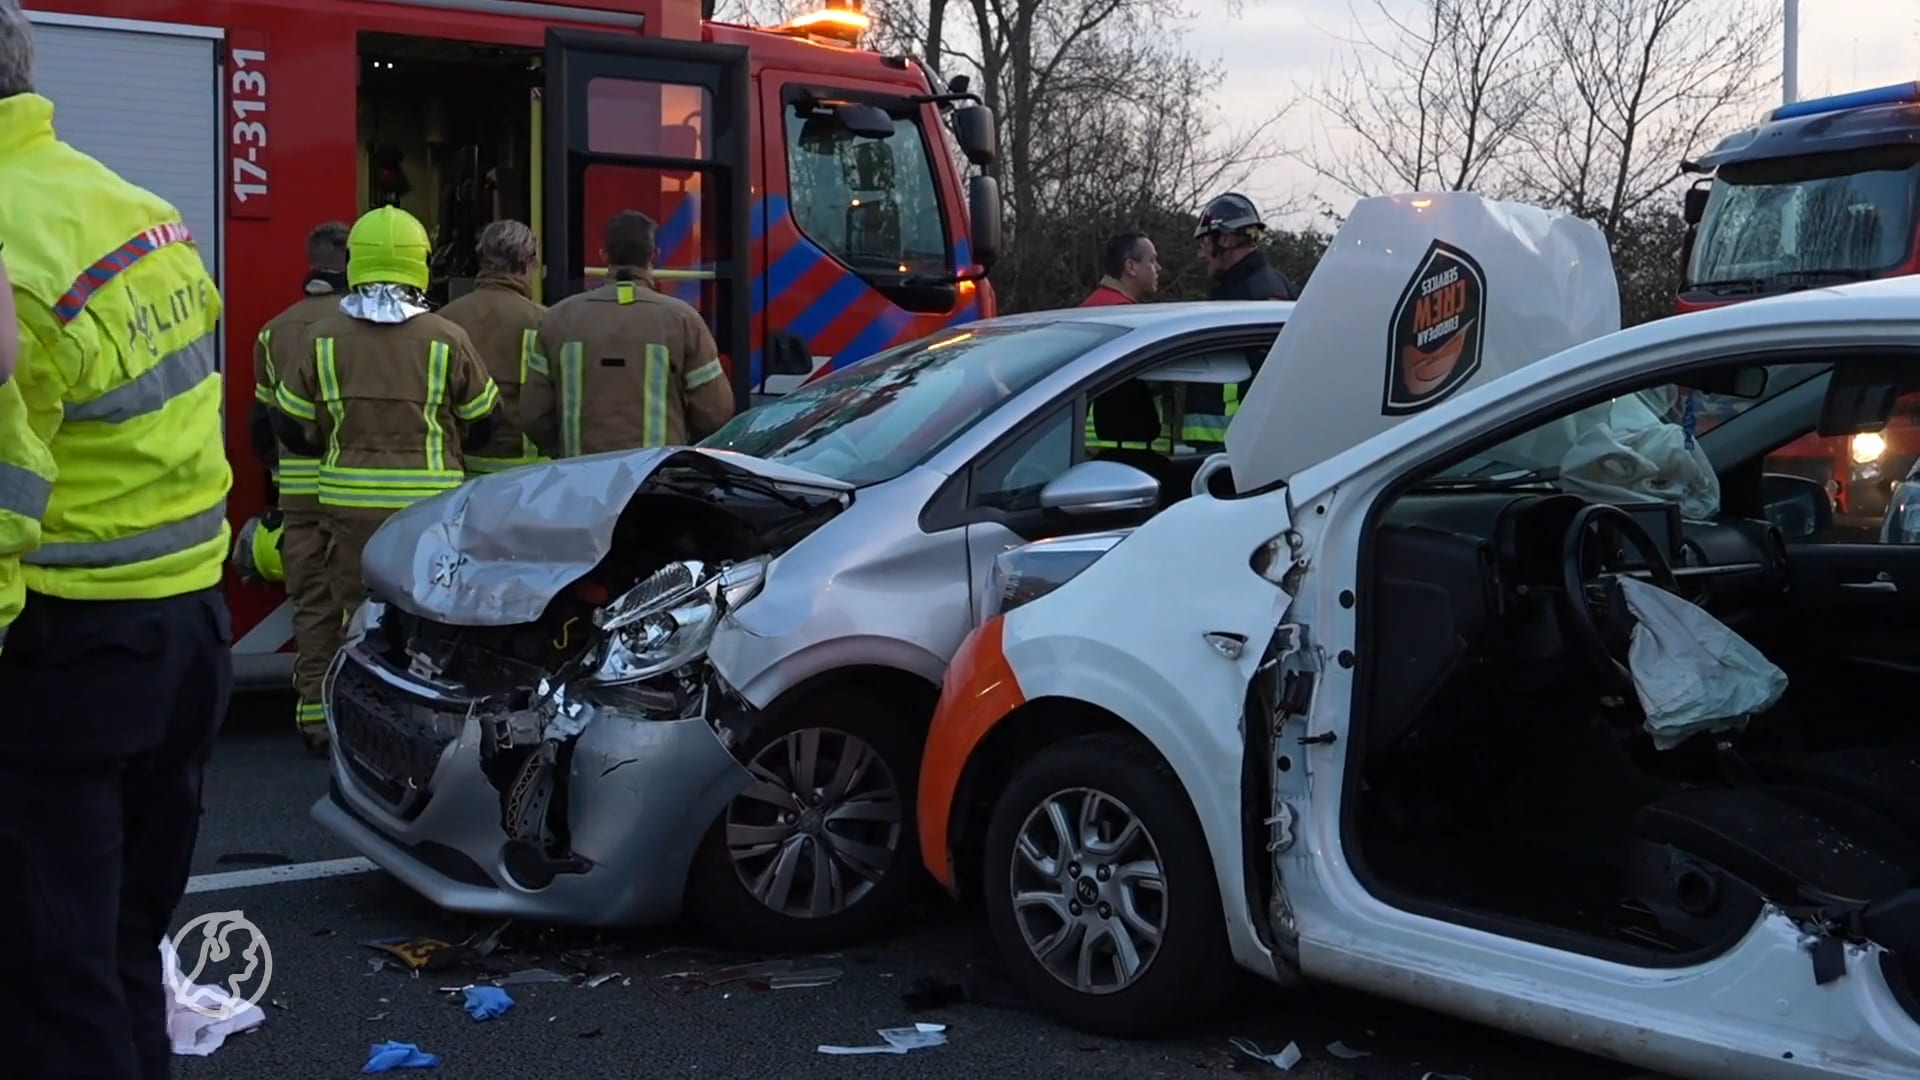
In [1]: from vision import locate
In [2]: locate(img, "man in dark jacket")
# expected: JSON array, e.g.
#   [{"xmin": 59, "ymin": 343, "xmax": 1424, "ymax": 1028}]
[{"xmin": 1195, "ymin": 192, "xmax": 1297, "ymax": 301}]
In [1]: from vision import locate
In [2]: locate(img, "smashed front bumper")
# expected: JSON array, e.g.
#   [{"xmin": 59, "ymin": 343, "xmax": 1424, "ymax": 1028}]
[{"xmin": 309, "ymin": 631, "xmax": 753, "ymax": 926}]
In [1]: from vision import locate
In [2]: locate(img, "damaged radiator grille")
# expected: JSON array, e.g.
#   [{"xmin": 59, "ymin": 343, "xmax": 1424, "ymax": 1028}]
[{"xmin": 332, "ymin": 658, "xmax": 468, "ymax": 815}]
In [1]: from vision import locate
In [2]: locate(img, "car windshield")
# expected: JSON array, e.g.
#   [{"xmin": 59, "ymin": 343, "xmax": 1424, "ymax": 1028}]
[
  {"xmin": 1419, "ymin": 363, "xmax": 1832, "ymax": 518},
  {"xmin": 1688, "ymin": 152, "xmax": 1920, "ymax": 290},
  {"xmin": 699, "ymin": 321, "xmax": 1129, "ymax": 485}
]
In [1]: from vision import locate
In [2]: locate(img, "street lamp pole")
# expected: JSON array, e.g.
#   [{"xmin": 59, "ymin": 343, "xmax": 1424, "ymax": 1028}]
[{"xmin": 1783, "ymin": 0, "xmax": 1799, "ymax": 105}]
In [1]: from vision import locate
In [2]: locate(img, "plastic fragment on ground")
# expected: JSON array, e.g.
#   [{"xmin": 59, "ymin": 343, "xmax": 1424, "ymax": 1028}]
[
  {"xmin": 363, "ymin": 1041, "xmax": 440, "ymax": 1072},
  {"xmin": 492, "ymin": 967, "xmax": 571, "ymax": 986},
  {"xmin": 160, "ymin": 937, "xmax": 266, "ymax": 1057},
  {"xmin": 1229, "ymin": 1037, "xmax": 1302, "ymax": 1070},
  {"xmin": 463, "ymin": 986, "xmax": 515, "ymax": 1021},
  {"xmin": 1327, "ymin": 1040, "xmax": 1372, "ymax": 1059},
  {"xmin": 817, "ymin": 1021, "xmax": 949, "ymax": 1055}
]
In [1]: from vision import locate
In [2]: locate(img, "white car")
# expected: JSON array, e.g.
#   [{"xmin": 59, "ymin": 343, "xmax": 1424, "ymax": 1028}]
[{"xmin": 916, "ymin": 193, "xmax": 1920, "ymax": 1078}]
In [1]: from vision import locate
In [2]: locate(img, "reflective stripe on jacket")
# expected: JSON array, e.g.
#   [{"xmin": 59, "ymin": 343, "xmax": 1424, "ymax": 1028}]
[
  {"xmin": 522, "ymin": 278, "xmax": 735, "ymax": 458},
  {"xmin": 1, "ymin": 92, "xmax": 232, "ymax": 601},
  {"xmin": 275, "ymin": 312, "xmax": 499, "ymax": 510},
  {"xmin": 437, "ymin": 274, "xmax": 548, "ymax": 474},
  {"xmin": 253, "ymin": 289, "xmax": 340, "ymax": 510},
  {"xmin": 1180, "ymin": 382, "xmax": 1241, "ymax": 447},
  {"xmin": 0, "ymin": 377, "xmax": 56, "ymax": 648}
]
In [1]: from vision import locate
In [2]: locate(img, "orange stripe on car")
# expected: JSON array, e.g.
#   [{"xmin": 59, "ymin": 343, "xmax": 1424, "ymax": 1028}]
[{"xmin": 917, "ymin": 615, "xmax": 1026, "ymax": 891}]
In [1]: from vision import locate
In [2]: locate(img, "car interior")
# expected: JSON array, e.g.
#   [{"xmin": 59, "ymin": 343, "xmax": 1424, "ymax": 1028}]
[
  {"xmin": 1342, "ymin": 350, "xmax": 1920, "ymax": 1015},
  {"xmin": 1084, "ymin": 346, "xmax": 1262, "ymax": 508}
]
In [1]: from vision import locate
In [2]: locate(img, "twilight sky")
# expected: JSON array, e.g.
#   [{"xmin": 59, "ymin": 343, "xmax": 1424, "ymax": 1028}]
[{"xmin": 1191, "ymin": 0, "xmax": 1920, "ymax": 226}]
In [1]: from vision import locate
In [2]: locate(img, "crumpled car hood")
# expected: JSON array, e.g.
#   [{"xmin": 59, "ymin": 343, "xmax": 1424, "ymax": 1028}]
[{"xmin": 360, "ymin": 447, "xmax": 852, "ymax": 627}]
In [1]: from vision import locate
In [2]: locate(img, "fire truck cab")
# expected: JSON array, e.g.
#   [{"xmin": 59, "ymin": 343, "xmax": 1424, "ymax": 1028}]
[
  {"xmin": 18, "ymin": 0, "xmax": 1002, "ymax": 686},
  {"xmin": 1678, "ymin": 81, "xmax": 1920, "ymax": 527}
]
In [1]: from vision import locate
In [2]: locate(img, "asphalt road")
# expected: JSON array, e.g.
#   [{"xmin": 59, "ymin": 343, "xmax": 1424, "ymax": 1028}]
[{"xmin": 166, "ymin": 692, "xmax": 1655, "ymax": 1080}]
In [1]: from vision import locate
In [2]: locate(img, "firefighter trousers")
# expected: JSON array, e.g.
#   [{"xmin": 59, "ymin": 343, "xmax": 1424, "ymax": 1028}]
[
  {"xmin": 324, "ymin": 507, "xmax": 396, "ymax": 628},
  {"xmin": 283, "ymin": 508, "xmax": 336, "ymax": 729},
  {"xmin": 0, "ymin": 587, "xmax": 233, "ymax": 1080}
]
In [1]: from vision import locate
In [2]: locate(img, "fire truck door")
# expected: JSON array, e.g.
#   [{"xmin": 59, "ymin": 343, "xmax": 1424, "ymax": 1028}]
[{"xmin": 542, "ymin": 29, "xmax": 755, "ymax": 415}]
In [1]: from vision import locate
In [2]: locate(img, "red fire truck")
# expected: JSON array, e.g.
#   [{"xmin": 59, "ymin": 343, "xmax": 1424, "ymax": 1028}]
[
  {"xmin": 1678, "ymin": 81, "xmax": 1920, "ymax": 523},
  {"xmin": 20, "ymin": 0, "xmax": 1002, "ymax": 687}
]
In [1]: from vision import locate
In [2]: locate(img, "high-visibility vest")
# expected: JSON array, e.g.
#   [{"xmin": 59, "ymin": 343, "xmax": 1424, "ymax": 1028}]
[
  {"xmin": 1, "ymin": 93, "xmax": 232, "ymax": 602},
  {"xmin": 465, "ymin": 328, "xmax": 549, "ymax": 475},
  {"xmin": 0, "ymin": 377, "xmax": 56, "ymax": 651},
  {"xmin": 1084, "ymin": 395, "xmax": 1175, "ymax": 453},
  {"xmin": 1181, "ymin": 382, "xmax": 1242, "ymax": 447}
]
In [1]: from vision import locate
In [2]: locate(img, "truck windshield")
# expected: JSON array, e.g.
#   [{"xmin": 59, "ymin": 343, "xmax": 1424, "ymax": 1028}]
[
  {"xmin": 1688, "ymin": 151, "xmax": 1920, "ymax": 291},
  {"xmin": 785, "ymin": 102, "xmax": 949, "ymax": 280},
  {"xmin": 700, "ymin": 321, "xmax": 1128, "ymax": 486}
]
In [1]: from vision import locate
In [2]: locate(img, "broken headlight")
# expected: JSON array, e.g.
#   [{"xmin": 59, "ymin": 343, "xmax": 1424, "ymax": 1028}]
[
  {"xmin": 586, "ymin": 557, "xmax": 770, "ymax": 684},
  {"xmin": 985, "ymin": 531, "xmax": 1130, "ymax": 621}
]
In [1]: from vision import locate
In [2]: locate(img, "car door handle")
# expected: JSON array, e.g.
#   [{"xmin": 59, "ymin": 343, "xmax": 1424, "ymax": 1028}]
[{"xmin": 1841, "ymin": 572, "xmax": 1899, "ymax": 593}]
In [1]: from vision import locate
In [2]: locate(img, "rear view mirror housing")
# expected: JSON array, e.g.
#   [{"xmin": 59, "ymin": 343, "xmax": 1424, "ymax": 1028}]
[
  {"xmin": 835, "ymin": 102, "xmax": 896, "ymax": 140},
  {"xmin": 951, "ymin": 105, "xmax": 997, "ymax": 167},
  {"xmin": 1040, "ymin": 460, "xmax": 1159, "ymax": 516},
  {"xmin": 1819, "ymin": 358, "xmax": 1913, "ymax": 436},
  {"xmin": 967, "ymin": 174, "xmax": 1003, "ymax": 272},
  {"xmin": 764, "ymin": 331, "xmax": 813, "ymax": 379}
]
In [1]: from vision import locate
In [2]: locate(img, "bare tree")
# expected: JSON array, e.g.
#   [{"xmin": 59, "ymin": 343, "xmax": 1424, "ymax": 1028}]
[
  {"xmin": 1522, "ymin": 0, "xmax": 1780, "ymax": 241},
  {"xmin": 1306, "ymin": 0, "xmax": 1545, "ymax": 197}
]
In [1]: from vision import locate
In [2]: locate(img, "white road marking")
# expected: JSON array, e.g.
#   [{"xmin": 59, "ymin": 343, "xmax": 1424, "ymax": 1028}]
[{"xmin": 185, "ymin": 856, "xmax": 379, "ymax": 894}]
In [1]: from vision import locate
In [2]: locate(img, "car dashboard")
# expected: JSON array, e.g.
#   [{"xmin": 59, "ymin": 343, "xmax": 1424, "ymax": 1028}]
[{"xmin": 1363, "ymin": 488, "xmax": 1791, "ymax": 749}]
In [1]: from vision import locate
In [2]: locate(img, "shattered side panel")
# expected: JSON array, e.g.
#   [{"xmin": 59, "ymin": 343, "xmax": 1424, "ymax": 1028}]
[{"xmin": 360, "ymin": 448, "xmax": 851, "ymax": 627}]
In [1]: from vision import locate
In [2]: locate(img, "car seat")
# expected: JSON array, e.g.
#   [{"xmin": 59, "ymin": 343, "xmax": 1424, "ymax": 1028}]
[{"xmin": 1090, "ymin": 381, "xmax": 1182, "ymax": 503}]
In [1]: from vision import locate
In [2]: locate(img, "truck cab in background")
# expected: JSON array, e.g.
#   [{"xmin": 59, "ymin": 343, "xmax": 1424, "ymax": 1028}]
[
  {"xmin": 1678, "ymin": 81, "xmax": 1920, "ymax": 530},
  {"xmin": 19, "ymin": 0, "xmax": 1000, "ymax": 686}
]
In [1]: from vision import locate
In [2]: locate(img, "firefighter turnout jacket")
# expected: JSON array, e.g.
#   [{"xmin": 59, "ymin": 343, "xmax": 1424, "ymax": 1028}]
[
  {"xmin": 251, "ymin": 279, "xmax": 344, "ymax": 510},
  {"xmin": 275, "ymin": 312, "xmax": 500, "ymax": 511},
  {"xmin": 0, "ymin": 93, "xmax": 232, "ymax": 603},
  {"xmin": 438, "ymin": 271, "xmax": 547, "ymax": 474},
  {"xmin": 523, "ymin": 276, "xmax": 735, "ymax": 458}
]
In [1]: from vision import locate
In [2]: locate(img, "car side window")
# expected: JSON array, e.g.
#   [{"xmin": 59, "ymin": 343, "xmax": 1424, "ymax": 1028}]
[
  {"xmin": 1743, "ymin": 385, "xmax": 1920, "ymax": 543},
  {"xmin": 973, "ymin": 407, "xmax": 1076, "ymax": 513}
]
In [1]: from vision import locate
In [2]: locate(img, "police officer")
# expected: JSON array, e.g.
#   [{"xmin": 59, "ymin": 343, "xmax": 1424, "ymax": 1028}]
[
  {"xmin": 438, "ymin": 219, "xmax": 547, "ymax": 475},
  {"xmin": 0, "ymin": 4, "xmax": 236, "ymax": 1074},
  {"xmin": 1187, "ymin": 192, "xmax": 1297, "ymax": 451},
  {"xmin": 248, "ymin": 220, "xmax": 349, "ymax": 754},
  {"xmin": 523, "ymin": 210, "xmax": 735, "ymax": 457},
  {"xmin": 274, "ymin": 206, "xmax": 501, "ymax": 627}
]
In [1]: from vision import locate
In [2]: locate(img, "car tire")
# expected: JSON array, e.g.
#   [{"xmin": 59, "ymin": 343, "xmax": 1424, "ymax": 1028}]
[
  {"xmin": 687, "ymin": 687, "xmax": 924, "ymax": 952},
  {"xmin": 981, "ymin": 731, "xmax": 1232, "ymax": 1037}
]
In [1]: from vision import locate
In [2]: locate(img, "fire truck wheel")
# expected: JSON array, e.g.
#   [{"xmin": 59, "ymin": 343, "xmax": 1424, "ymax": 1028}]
[{"xmin": 687, "ymin": 688, "xmax": 925, "ymax": 951}]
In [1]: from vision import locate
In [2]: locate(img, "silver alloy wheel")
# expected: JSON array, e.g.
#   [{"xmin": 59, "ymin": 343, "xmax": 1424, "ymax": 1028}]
[
  {"xmin": 1009, "ymin": 786, "xmax": 1168, "ymax": 995},
  {"xmin": 725, "ymin": 727, "xmax": 903, "ymax": 919}
]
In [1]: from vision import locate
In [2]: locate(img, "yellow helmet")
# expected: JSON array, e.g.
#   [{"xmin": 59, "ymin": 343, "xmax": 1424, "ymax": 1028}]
[
  {"xmin": 230, "ymin": 510, "xmax": 285, "ymax": 584},
  {"xmin": 348, "ymin": 206, "xmax": 432, "ymax": 291}
]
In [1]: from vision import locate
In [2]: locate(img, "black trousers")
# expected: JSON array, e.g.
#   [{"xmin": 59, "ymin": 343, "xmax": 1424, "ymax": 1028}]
[{"xmin": 0, "ymin": 587, "xmax": 232, "ymax": 1080}]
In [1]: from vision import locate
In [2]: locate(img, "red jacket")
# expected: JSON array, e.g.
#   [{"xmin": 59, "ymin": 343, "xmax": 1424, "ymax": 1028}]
[{"xmin": 1079, "ymin": 282, "xmax": 1135, "ymax": 307}]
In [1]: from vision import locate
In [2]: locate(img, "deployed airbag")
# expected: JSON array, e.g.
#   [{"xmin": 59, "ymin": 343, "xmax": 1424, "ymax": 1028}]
[
  {"xmin": 1559, "ymin": 390, "xmax": 1721, "ymax": 520},
  {"xmin": 1619, "ymin": 577, "xmax": 1787, "ymax": 750}
]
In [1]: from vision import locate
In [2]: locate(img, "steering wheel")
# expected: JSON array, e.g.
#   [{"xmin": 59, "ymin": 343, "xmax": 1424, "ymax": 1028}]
[{"xmin": 1559, "ymin": 504, "xmax": 1680, "ymax": 694}]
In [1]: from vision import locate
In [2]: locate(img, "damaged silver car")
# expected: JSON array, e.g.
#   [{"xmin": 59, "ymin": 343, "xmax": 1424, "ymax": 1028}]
[{"xmin": 311, "ymin": 304, "xmax": 1290, "ymax": 948}]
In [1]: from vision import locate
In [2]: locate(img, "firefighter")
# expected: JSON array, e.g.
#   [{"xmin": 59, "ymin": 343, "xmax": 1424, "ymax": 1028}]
[
  {"xmin": 523, "ymin": 210, "xmax": 735, "ymax": 457},
  {"xmin": 273, "ymin": 206, "xmax": 500, "ymax": 629},
  {"xmin": 437, "ymin": 219, "xmax": 547, "ymax": 475},
  {"xmin": 1188, "ymin": 192, "xmax": 1296, "ymax": 452},
  {"xmin": 246, "ymin": 220, "xmax": 349, "ymax": 754},
  {"xmin": 0, "ymin": 7, "xmax": 236, "ymax": 1074}
]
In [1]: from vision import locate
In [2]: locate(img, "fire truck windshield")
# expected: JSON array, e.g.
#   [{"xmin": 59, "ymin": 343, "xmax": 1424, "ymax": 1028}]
[
  {"xmin": 785, "ymin": 103, "xmax": 949, "ymax": 281},
  {"xmin": 1687, "ymin": 152, "xmax": 1920, "ymax": 294}
]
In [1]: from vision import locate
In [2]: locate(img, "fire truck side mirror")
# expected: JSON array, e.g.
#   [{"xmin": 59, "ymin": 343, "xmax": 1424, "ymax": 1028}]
[
  {"xmin": 952, "ymin": 105, "xmax": 997, "ymax": 167},
  {"xmin": 765, "ymin": 331, "xmax": 814, "ymax": 379},
  {"xmin": 968, "ymin": 174, "xmax": 1003, "ymax": 271},
  {"xmin": 1683, "ymin": 184, "xmax": 1710, "ymax": 225}
]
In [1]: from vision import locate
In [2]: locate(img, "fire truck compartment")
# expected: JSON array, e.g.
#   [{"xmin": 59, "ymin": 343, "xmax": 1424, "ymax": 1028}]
[{"xmin": 357, "ymin": 32, "xmax": 542, "ymax": 305}]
